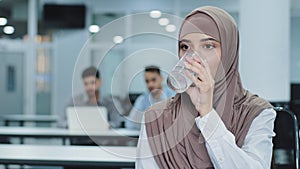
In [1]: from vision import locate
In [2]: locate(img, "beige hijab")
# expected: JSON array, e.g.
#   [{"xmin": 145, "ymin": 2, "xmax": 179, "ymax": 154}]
[{"xmin": 144, "ymin": 6, "xmax": 273, "ymax": 169}]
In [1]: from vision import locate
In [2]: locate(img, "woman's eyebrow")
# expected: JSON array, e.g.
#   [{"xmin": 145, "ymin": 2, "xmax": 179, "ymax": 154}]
[
  {"xmin": 179, "ymin": 39, "xmax": 191, "ymax": 43},
  {"xmin": 200, "ymin": 38, "xmax": 220, "ymax": 43}
]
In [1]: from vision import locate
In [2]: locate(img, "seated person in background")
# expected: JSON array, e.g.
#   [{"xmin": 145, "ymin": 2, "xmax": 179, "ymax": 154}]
[
  {"xmin": 125, "ymin": 65, "xmax": 175, "ymax": 130},
  {"xmin": 57, "ymin": 66, "xmax": 124, "ymax": 129}
]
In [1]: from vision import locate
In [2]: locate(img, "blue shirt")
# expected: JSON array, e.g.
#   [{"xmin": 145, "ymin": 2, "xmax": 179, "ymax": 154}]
[{"xmin": 125, "ymin": 87, "xmax": 175, "ymax": 130}]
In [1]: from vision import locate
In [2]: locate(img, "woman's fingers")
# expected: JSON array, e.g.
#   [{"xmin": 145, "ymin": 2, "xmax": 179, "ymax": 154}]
[
  {"xmin": 184, "ymin": 70, "xmax": 202, "ymax": 87},
  {"xmin": 184, "ymin": 57, "xmax": 209, "ymax": 81},
  {"xmin": 192, "ymin": 56, "xmax": 205, "ymax": 67},
  {"xmin": 184, "ymin": 56, "xmax": 215, "ymax": 93},
  {"xmin": 194, "ymin": 56, "xmax": 213, "ymax": 79},
  {"xmin": 184, "ymin": 61, "xmax": 206, "ymax": 82}
]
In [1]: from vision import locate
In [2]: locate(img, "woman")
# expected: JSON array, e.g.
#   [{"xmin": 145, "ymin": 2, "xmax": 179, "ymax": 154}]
[{"xmin": 136, "ymin": 6, "xmax": 276, "ymax": 169}]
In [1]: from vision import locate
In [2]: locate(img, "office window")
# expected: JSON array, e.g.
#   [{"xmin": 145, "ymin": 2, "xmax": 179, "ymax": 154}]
[{"xmin": 36, "ymin": 47, "xmax": 52, "ymax": 116}]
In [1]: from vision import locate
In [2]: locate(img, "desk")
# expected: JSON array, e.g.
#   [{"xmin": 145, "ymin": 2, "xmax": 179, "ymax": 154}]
[
  {"xmin": 0, "ymin": 127, "xmax": 139, "ymax": 145},
  {"xmin": 0, "ymin": 115, "xmax": 58, "ymax": 126},
  {"xmin": 0, "ymin": 145, "xmax": 136, "ymax": 168}
]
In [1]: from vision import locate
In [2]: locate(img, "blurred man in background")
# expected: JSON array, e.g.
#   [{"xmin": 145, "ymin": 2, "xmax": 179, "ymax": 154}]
[
  {"xmin": 58, "ymin": 66, "xmax": 124, "ymax": 129},
  {"xmin": 125, "ymin": 65, "xmax": 174, "ymax": 130}
]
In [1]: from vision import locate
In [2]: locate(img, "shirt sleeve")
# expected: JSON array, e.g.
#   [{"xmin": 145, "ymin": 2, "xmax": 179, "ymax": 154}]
[
  {"xmin": 125, "ymin": 95, "xmax": 146, "ymax": 130},
  {"xmin": 102, "ymin": 96, "xmax": 124, "ymax": 128},
  {"xmin": 136, "ymin": 115, "xmax": 160, "ymax": 169},
  {"xmin": 195, "ymin": 108, "xmax": 276, "ymax": 169}
]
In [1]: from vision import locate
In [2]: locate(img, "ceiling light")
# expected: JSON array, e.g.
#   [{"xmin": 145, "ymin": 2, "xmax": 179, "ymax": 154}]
[
  {"xmin": 89, "ymin": 25, "xmax": 100, "ymax": 33},
  {"xmin": 3, "ymin": 26, "xmax": 15, "ymax": 34},
  {"xmin": 150, "ymin": 10, "xmax": 161, "ymax": 18},
  {"xmin": 0, "ymin": 17, "xmax": 7, "ymax": 26},
  {"xmin": 113, "ymin": 36, "xmax": 123, "ymax": 44},
  {"xmin": 165, "ymin": 24, "xmax": 176, "ymax": 32},
  {"xmin": 158, "ymin": 18, "xmax": 169, "ymax": 26}
]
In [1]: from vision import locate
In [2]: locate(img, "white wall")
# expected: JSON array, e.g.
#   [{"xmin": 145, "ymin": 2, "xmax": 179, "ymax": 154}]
[
  {"xmin": 52, "ymin": 30, "xmax": 89, "ymax": 115},
  {"xmin": 239, "ymin": 0, "xmax": 290, "ymax": 102},
  {"xmin": 291, "ymin": 16, "xmax": 300, "ymax": 83}
]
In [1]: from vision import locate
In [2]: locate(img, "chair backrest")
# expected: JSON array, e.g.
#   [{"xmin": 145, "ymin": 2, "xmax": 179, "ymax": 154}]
[
  {"xmin": 273, "ymin": 107, "xmax": 299, "ymax": 169},
  {"xmin": 128, "ymin": 93, "xmax": 142, "ymax": 105}
]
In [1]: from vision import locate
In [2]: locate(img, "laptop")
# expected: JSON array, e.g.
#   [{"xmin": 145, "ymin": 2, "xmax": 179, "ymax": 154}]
[{"xmin": 66, "ymin": 106, "xmax": 109, "ymax": 133}]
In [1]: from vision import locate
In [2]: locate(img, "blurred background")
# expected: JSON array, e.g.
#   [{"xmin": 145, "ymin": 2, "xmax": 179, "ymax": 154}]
[{"xmin": 0, "ymin": 0, "xmax": 299, "ymax": 168}]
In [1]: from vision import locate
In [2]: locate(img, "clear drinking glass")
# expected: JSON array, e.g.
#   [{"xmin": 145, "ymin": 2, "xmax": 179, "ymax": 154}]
[{"xmin": 167, "ymin": 50, "xmax": 198, "ymax": 93}]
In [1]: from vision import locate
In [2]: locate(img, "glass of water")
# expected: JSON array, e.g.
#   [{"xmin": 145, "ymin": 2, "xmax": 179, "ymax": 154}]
[{"xmin": 167, "ymin": 50, "xmax": 199, "ymax": 93}]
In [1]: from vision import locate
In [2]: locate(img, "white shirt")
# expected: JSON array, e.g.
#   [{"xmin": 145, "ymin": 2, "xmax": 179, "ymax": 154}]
[{"xmin": 136, "ymin": 108, "xmax": 276, "ymax": 169}]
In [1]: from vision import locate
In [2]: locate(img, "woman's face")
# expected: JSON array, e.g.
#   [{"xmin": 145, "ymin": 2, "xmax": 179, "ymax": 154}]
[{"xmin": 179, "ymin": 33, "xmax": 222, "ymax": 78}]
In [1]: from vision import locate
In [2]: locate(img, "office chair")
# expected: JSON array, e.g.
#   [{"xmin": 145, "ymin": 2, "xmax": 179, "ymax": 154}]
[
  {"xmin": 128, "ymin": 93, "xmax": 142, "ymax": 105},
  {"xmin": 273, "ymin": 107, "xmax": 299, "ymax": 169}
]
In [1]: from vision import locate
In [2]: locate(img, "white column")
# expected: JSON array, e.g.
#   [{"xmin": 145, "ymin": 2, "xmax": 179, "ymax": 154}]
[
  {"xmin": 25, "ymin": 0, "xmax": 37, "ymax": 115},
  {"xmin": 239, "ymin": 0, "xmax": 290, "ymax": 102}
]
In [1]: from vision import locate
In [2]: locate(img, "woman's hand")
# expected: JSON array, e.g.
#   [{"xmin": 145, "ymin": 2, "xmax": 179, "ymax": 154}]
[{"xmin": 184, "ymin": 56, "xmax": 214, "ymax": 117}]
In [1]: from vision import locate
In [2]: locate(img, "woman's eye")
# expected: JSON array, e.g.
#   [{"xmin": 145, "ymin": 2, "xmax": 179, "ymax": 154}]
[
  {"xmin": 203, "ymin": 44, "xmax": 215, "ymax": 49},
  {"xmin": 180, "ymin": 44, "xmax": 189, "ymax": 51}
]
